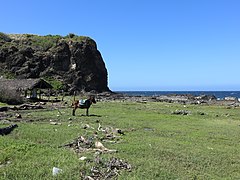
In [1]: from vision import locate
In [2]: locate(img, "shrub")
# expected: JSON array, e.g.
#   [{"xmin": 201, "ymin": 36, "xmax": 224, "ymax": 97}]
[
  {"xmin": 30, "ymin": 35, "xmax": 61, "ymax": 51},
  {"xmin": 43, "ymin": 77, "xmax": 64, "ymax": 90},
  {"xmin": 0, "ymin": 32, "xmax": 11, "ymax": 42},
  {"xmin": 68, "ymin": 33, "xmax": 76, "ymax": 38},
  {"xmin": 0, "ymin": 71, "xmax": 16, "ymax": 79},
  {"xmin": 0, "ymin": 87, "xmax": 24, "ymax": 105}
]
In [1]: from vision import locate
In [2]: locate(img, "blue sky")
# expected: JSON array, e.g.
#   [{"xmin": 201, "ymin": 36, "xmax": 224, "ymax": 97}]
[{"xmin": 1, "ymin": 0, "xmax": 240, "ymax": 91}]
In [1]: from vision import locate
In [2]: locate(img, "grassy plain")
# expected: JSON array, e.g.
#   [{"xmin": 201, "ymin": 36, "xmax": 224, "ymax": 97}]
[{"xmin": 0, "ymin": 100, "xmax": 240, "ymax": 179}]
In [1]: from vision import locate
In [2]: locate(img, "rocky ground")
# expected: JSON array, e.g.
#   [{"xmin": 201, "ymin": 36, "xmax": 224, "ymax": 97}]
[{"xmin": 0, "ymin": 92, "xmax": 239, "ymax": 114}]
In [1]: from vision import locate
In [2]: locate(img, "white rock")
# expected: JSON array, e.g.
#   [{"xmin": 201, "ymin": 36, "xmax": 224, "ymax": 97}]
[
  {"xmin": 52, "ymin": 167, "xmax": 62, "ymax": 176},
  {"xmin": 79, "ymin": 156, "xmax": 87, "ymax": 161}
]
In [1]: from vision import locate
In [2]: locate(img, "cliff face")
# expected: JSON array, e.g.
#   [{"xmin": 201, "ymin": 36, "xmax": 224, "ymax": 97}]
[{"xmin": 0, "ymin": 33, "xmax": 110, "ymax": 93}]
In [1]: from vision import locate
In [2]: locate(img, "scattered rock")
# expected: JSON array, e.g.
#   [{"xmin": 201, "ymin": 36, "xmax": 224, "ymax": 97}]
[
  {"xmin": 197, "ymin": 111, "xmax": 205, "ymax": 115},
  {"xmin": 50, "ymin": 122, "xmax": 62, "ymax": 125},
  {"xmin": 0, "ymin": 161, "xmax": 11, "ymax": 168},
  {"xmin": 52, "ymin": 167, "xmax": 62, "ymax": 176},
  {"xmin": 144, "ymin": 128, "xmax": 154, "ymax": 131},
  {"xmin": 15, "ymin": 113, "xmax": 22, "ymax": 118},
  {"xmin": 0, "ymin": 107, "xmax": 8, "ymax": 112},
  {"xmin": 79, "ymin": 156, "xmax": 87, "ymax": 161},
  {"xmin": 0, "ymin": 124, "xmax": 18, "ymax": 136},
  {"xmin": 116, "ymin": 129, "xmax": 125, "ymax": 135},
  {"xmin": 172, "ymin": 110, "xmax": 190, "ymax": 115},
  {"xmin": 82, "ymin": 124, "xmax": 94, "ymax": 129},
  {"xmin": 0, "ymin": 120, "xmax": 11, "ymax": 124}
]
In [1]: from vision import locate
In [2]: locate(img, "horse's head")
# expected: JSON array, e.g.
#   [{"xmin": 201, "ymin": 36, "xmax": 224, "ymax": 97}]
[{"xmin": 90, "ymin": 96, "xmax": 96, "ymax": 104}]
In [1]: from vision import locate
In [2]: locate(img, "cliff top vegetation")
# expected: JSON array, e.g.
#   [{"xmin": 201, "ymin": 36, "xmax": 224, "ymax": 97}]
[{"xmin": 0, "ymin": 32, "xmax": 96, "ymax": 51}]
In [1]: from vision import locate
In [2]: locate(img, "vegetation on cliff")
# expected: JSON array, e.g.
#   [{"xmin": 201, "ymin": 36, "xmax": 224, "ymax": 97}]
[{"xmin": 0, "ymin": 33, "xmax": 95, "ymax": 51}]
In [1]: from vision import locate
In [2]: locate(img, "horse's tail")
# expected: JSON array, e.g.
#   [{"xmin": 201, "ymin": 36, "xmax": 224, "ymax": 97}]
[
  {"xmin": 73, "ymin": 91, "xmax": 76, "ymax": 101},
  {"xmin": 72, "ymin": 91, "xmax": 76, "ymax": 107}
]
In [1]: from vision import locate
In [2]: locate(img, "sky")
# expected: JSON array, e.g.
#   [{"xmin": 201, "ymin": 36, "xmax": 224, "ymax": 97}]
[{"xmin": 1, "ymin": 0, "xmax": 240, "ymax": 91}]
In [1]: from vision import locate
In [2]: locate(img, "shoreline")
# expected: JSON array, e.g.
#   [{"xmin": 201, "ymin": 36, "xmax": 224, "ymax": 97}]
[
  {"xmin": 96, "ymin": 92, "xmax": 240, "ymax": 106},
  {"xmin": 113, "ymin": 91, "xmax": 240, "ymax": 99}
]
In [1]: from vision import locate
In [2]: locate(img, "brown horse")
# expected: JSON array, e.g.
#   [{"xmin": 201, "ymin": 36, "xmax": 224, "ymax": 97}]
[{"xmin": 72, "ymin": 96, "xmax": 96, "ymax": 116}]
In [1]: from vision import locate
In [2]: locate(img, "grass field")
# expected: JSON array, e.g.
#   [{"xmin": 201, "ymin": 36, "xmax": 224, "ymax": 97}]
[{"xmin": 1, "ymin": 100, "xmax": 240, "ymax": 179}]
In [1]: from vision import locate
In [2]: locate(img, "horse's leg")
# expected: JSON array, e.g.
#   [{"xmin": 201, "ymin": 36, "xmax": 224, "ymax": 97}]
[
  {"xmin": 86, "ymin": 108, "xmax": 89, "ymax": 116},
  {"xmin": 72, "ymin": 106, "xmax": 77, "ymax": 116}
]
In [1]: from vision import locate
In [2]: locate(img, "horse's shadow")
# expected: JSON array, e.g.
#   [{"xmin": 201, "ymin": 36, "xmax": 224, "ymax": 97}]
[{"xmin": 80, "ymin": 114, "xmax": 102, "ymax": 117}]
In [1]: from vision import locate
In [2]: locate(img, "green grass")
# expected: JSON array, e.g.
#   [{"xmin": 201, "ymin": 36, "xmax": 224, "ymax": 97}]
[
  {"xmin": 1, "ymin": 101, "xmax": 240, "ymax": 179},
  {"xmin": 0, "ymin": 102, "xmax": 8, "ymax": 107},
  {"xmin": 42, "ymin": 77, "xmax": 64, "ymax": 90},
  {"xmin": 0, "ymin": 33, "xmax": 94, "ymax": 53}
]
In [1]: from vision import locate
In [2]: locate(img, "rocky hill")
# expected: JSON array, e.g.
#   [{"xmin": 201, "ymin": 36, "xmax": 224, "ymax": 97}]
[{"xmin": 0, "ymin": 33, "xmax": 110, "ymax": 93}]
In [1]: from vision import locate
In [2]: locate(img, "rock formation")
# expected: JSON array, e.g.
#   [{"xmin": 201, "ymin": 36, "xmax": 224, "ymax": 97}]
[{"xmin": 0, "ymin": 33, "xmax": 110, "ymax": 93}]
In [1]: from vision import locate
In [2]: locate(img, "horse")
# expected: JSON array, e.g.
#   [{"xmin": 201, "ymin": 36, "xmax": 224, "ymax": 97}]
[{"xmin": 72, "ymin": 96, "xmax": 96, "ymax": 116}]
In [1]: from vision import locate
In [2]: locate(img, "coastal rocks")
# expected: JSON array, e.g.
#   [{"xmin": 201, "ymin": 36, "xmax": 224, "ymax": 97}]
[
  {"xmin": 224, "ymin": 96, "xmax": 238, "ymax": 101},
  {"xmin": 195, "ymin": 94, "xmax": 217, "ymax": 101},
  {"xmin": 154, "ymin": 94, "xmax": 217, "ymax": 105},
  {"xmin": 96, "ymin": 92, "xmax": 218, "ymax": 105},
  {"xmin": 154, "ymin": 95, "xmax": 191, "ymax": 104}
]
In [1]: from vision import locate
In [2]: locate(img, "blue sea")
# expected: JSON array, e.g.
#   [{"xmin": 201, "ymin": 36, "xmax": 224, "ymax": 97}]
[{"xmin": 116, "ymin": 91, "xmax": 240, "ymax": 100}]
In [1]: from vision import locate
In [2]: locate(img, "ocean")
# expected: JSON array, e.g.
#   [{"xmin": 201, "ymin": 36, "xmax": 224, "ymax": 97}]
[{"xmin": 116, "ymin": 91, "xmax": 240, "ymax": 100}]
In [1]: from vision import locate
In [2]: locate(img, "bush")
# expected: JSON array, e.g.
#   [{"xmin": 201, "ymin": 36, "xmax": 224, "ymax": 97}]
[
  {"xmin": 30, "ymin": 35, "xmax": 61, "ymax": 51},
  {"xmin": 43, "ymin": 77, "xmax": 64, "ymax": 90},
  {"xmin": 68, "ymin": 33, "xmax": 75, "ymax": 38},
  {"xmin": 0, "ymin": 32, "xmax": 11, "ymax": 42},
  {"xmin": 0, "ymin": 71, "xmax": 16, "ymax": 79},
  {"xmin": 0, "ymin": 87, "xmax": 24, "ymax": 105}
]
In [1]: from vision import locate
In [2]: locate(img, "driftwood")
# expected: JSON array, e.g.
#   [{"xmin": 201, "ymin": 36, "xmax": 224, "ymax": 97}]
[
  {"xmin": 85, "ymin": 157, "xmax": 131, "ymax": 180},
  {"xmin": 60, "ymin": 135, "xmax": 117, "ymax": 154}
]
